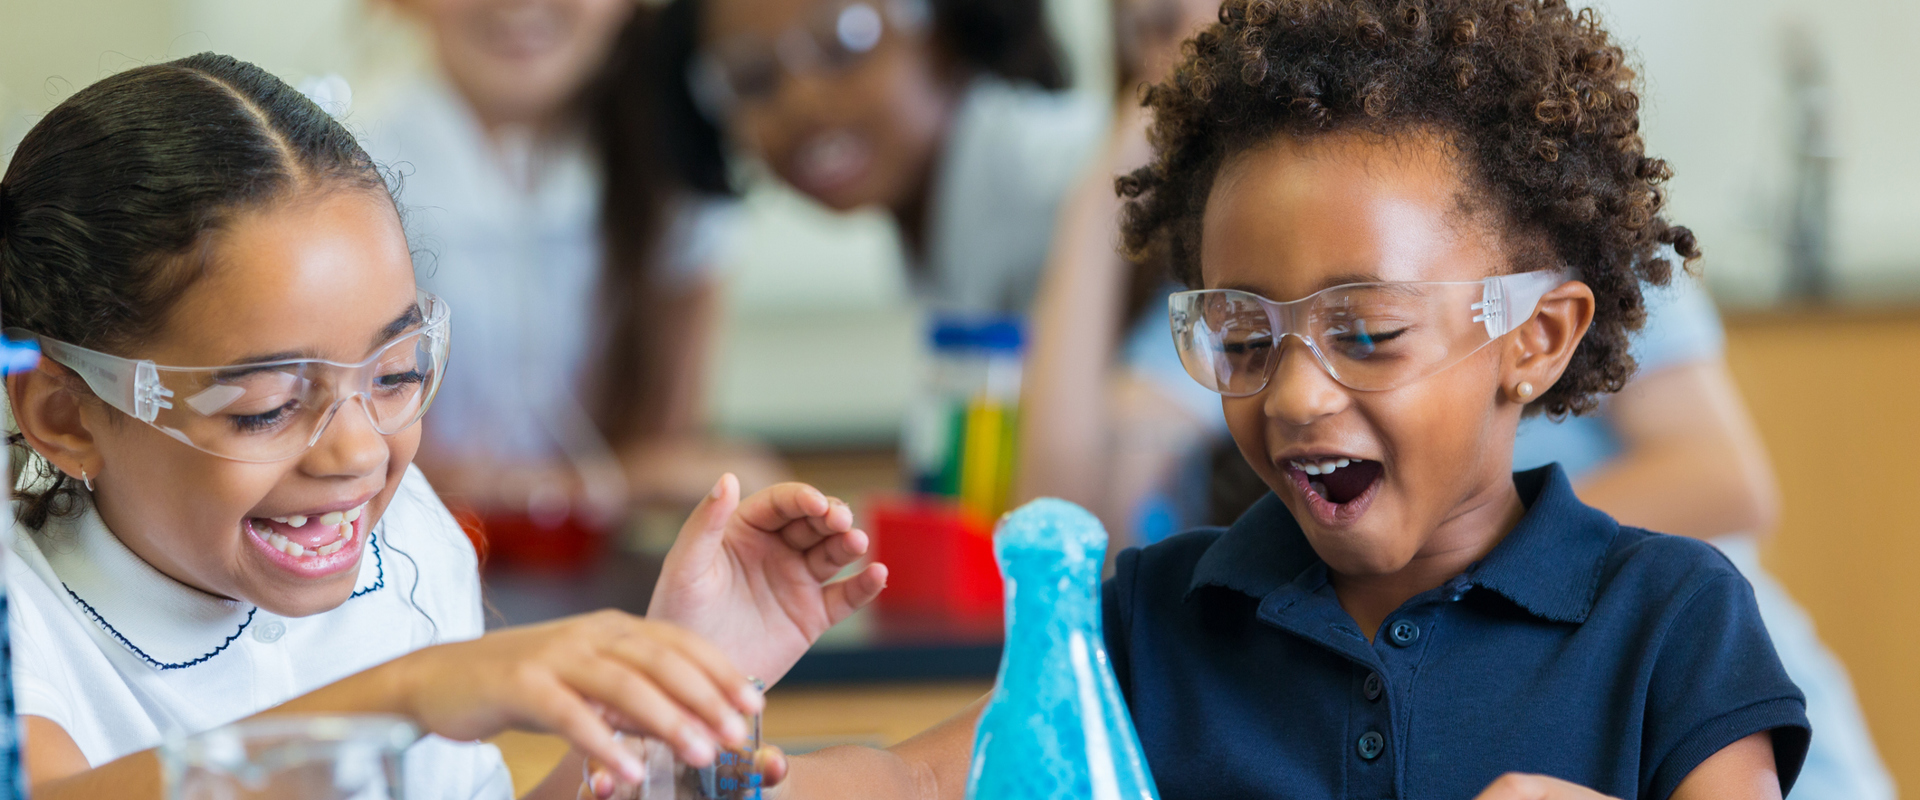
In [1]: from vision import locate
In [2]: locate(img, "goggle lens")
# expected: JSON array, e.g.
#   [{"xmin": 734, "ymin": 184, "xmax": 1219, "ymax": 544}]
[{"xmin": 1170, "ymin": 272, "xmax": 1570, "ymax": 396}]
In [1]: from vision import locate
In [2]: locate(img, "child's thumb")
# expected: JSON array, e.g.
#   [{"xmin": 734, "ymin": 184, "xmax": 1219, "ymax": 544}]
[{"xmin": 671, "ymin": 473, "xmax": 739, "ymax": 565}]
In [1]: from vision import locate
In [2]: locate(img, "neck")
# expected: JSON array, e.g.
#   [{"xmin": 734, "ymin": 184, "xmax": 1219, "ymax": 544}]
[{"xmin": 1330, "ymin": 474, "xmax": 1526, "ymax": 640}]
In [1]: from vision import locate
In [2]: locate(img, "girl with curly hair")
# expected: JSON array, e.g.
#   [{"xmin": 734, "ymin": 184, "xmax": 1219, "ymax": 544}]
[{"xmin": 655, "ymin": 0, "xmax": 1815, "ymax": 797}]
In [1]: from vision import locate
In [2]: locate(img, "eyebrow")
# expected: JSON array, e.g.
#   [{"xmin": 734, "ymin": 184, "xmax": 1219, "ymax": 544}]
[{"xmin": 224, "ymin": 304, "xmax": 425, "ymax": 367}]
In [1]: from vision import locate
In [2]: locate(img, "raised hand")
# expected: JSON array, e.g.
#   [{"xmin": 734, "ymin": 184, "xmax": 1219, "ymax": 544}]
[{"xmin": 647, "ymin": 474, "xmax": 888, "ymax": 686}]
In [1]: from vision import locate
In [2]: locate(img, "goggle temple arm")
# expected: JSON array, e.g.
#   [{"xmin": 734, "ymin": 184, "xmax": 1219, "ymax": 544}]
[
  {"xmin": 1473, "ymin": 270, "xmax": 1576, "ymax": 339},
  {"xmin": 4, "ymin": 330, "xmax": 174, "ymax": 423}
]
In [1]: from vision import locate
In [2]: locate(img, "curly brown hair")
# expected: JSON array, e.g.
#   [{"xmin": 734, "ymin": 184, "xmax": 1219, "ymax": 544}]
[{"xmin": 1118, "ymin": 0, "xmax": 1700, "ymax": 417}]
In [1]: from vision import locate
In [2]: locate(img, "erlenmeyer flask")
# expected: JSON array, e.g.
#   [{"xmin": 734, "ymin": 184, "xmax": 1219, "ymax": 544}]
[
  {"xmin": 162, "ymin": 715, "xmax": 417, "ymax": 800},
  {"xmin": 965, "ymin": 499, "xmax": 1159, "ymax": 800}
]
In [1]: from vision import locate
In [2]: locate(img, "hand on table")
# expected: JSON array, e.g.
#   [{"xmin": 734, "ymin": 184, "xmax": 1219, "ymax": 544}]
[
  {"xmin": 1475, "ymin": 774, "xmax": 1619, "ymax": 800},
  {"xmin": 648, "ymin": 474, "xmax": 888, "ymax": 686}
]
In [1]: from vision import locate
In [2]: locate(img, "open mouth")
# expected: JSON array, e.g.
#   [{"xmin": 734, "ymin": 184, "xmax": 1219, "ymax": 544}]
[
  {"xmin": 243, "ymin": 503, "xmax": 368, "ymax": 577},
  {"xmin": 1284, "ymin": 457, "xmax": 1384, "ymax": 525},
  {"xmin": 789, "ymin": 129, "xmax": 872, "ymax": 201}
]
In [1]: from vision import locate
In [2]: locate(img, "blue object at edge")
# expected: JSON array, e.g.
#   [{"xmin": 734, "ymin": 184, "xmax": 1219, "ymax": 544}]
[{"xmin": 966, "ymin": 499, "xmax": 1159, "ymax": 800}]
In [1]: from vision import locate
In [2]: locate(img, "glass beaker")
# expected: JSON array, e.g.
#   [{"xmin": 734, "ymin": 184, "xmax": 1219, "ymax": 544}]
[
  {"xmin": 597, "ymin": 734, "xmax": 763, "ymax": 800},
  {"xmin": 162, "ymin": 715, "xmax": 418, "ymax": 800}
]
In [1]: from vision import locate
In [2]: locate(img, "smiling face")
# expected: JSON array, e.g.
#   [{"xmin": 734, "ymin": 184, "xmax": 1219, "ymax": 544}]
[
  {"xmin": 74, "ymin": 188, "xmax": 424, "ymax": 617},
  {"xmin": 1202, "ymin": 130, "xmax": 1536, "ymax": 578},
  {"xmin": 703, "ymin": 0, "xmax": 960, "ymax": 212},
  {"xmin": 404, "ymin": 0, "xmax": 634, "ymax": 130}
]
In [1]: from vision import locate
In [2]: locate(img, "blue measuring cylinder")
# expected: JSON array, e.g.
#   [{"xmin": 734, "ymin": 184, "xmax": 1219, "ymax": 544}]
[{"xmin": 965, "ymin": 499, "xmax": 1159, "ymax": 800}]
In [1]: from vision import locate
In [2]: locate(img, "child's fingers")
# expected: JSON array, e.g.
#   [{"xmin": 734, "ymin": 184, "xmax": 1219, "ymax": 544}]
[
  {"xmin": 802, "ymin": 528, "xmax": 869, "ymax": 583},
  {"xmin": 527, "ymin": 680, "xmax": 646, "ymax": 785},
  {"xmin": 639, "ymin": 623, "xmax": 766, "ymax": 715},
  {"xmin": 753, "ymin": 746, "xmax": 789, "ymax": 787},
  {"xmin": 605, "ymin": 638, "xmax": 751, "ymax": 748},
  {"xmin": 564, "ymin": 659, "xmax": 718, "ymax": 767},
  {"xmin": 820, "ymin": 563, "xmax": 888, "ymax": 626},
  {"xmin": 770, "ymin": 500, "xmax": 861, "ymax": 558},
  {"xmin": 735, "ymin": 482, "xmax": 836, "ymax": 537}
]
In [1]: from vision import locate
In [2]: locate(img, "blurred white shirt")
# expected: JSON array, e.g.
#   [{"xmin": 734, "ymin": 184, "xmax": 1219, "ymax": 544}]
[
  {"xmin": 359, "ymin": 78, "xmax": 731, "ymax": 469},
  {"xmin": 919, "ymin": 77, "xmax": 1108, "ymax": 315}
]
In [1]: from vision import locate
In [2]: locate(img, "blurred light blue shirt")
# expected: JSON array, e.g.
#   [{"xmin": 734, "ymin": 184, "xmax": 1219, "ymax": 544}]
[{"xmin": 1511, "ymin": 277, "xmax": 1726, "ymax": 479}]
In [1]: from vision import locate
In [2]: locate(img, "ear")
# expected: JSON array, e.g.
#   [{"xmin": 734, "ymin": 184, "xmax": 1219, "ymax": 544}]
[
  {"xmin": 7, "ymin": 366, "xmax": 104, "ymax": 483},
  {"xmin": 1501, "ymin": 280, "xmax": 1595, "ymax": 406}
]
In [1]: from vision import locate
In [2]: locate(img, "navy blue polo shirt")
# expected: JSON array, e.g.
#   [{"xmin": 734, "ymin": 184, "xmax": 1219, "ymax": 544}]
[{"xmin": 1102, "ymin": 465, "xmax": 1809, "ymax": 800}]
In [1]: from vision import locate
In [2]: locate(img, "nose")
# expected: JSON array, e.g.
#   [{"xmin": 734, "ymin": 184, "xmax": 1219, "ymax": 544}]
[
  {"xmin": 1262, "ymin": 336, "xmax": 1350, "ymax": 427},
  {"xmin": 300, "ymin": 394, "xmax": 389, "ymax": 479}
]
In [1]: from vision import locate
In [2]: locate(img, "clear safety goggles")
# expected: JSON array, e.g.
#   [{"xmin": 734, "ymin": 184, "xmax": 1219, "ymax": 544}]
[
  {"xmin": 1169, "ymin": 270, "xmax": 1573, "ymax": 396},
  {"xmin": 11, "ymin": 293, "xmax": 450, "ymax": 463},
  {"xmin": 690, "ymin": 0, "xmax": 930, "ymax": 120}
]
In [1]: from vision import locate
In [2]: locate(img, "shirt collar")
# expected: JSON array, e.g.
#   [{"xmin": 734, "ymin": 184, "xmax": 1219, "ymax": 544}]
[
  {"xmin": 1186, "ymin": 464, "xmax": 1618, "ymax": 624},
  {"xmin": 42, "ymin": 499, "xmax": 386, "ymax": 670}
]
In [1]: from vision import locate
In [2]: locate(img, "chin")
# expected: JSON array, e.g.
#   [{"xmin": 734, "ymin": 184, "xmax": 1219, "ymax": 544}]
[
  {"xmin": 247, "ymin": 578, "xmax": 359, "ymax": 619},
  {"xmin": 1299, "ymin": 522, "xmax": 1419, "ymax": 577}
]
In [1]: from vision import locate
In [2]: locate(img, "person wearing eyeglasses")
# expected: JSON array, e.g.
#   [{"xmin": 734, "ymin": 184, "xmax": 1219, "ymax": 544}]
[
  {"xmin": 0, "ymin": 55, "xmax": 881, "ymax": 800},
  {"xmin": 682, "ymin": 0, "xmax": 1107, "ymax": 315},
  {"xmin": 1016, "ymin": 0, "xmax": 1228, "ymax": 549},
  {"xmin": 361, "ymin": 0, "xmax": 787, "ymax": 533}
]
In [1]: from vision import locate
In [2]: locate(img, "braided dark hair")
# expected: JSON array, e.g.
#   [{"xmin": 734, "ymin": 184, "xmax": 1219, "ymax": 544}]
[
  {"xmin": 1119, "ymin": 0, "xmax": 1699, "ymax": 417},
  {"xmin": 0, "ymin": 53, "xmax": 390, "ymax": 528}
]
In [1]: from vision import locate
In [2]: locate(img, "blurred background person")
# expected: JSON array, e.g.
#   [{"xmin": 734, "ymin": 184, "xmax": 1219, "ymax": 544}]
[
  {"xmin": 361, "ymin": 0, "xmax": 786, "ymax": 538},
  {"xmin": 1508, "ymin": 277, "xmax": 1895, "ymax": 800},
  {"xmin": 1014, "ymin": 0, "xmax": 1221, "ymax": 544},
  {"xmin": 679, "ymin": 0, "xmax": 1107, "ymax": 316}
]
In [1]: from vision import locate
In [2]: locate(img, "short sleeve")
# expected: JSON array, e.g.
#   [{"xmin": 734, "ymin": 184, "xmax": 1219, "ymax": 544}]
[
  {"xmin": 1630, "ymin": 276, "xmax": 1725, "ymax": 376},
  {"xmin": 657, "ymin": 195, "xmax": 740, "ymax": 288},
  {"xmin": 1643, "ymin": 574, "xmax": 1809, "ymax": 800},
  {"xmin": 7, "ymin": 576, "xmax": 75, "ymax": 733}
]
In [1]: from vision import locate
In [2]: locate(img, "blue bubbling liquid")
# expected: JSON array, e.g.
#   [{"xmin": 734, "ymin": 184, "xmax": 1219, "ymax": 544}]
[{"xmin": 965, "ymin": 499, "xmax": 1160, "ymax": 800}]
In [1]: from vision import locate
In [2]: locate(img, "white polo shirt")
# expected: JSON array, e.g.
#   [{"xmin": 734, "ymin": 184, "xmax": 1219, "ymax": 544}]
[{"xmin": 6, "ymin": 465, "xmax": 513, "ymax": 799}]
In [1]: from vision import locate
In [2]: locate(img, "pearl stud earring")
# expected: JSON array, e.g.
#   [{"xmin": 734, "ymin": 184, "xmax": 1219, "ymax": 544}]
[{"xmin": 1513, "ymin": 381, "xmax": 1536, "ymax": 401}]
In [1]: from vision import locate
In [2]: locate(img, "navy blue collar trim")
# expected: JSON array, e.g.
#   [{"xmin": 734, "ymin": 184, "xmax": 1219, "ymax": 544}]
[
  {"xmin": 351, "ymin": 527, "xmax": 386, "ymax": 599},
  {"xmin": 66, "ymin": 527, "xmax": 387, "ymax": 671},
  {"xmin": 62, "ymin": 587, "xmax": 255, "ymax": 671},
  {"xmin": 1185, "ymin": 464, "xmax": 1617, "ymax": 623}
]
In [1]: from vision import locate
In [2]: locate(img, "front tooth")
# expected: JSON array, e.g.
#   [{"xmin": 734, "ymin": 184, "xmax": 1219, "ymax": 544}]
[
  {"xmin": 290, "ymin": 541, "xmax": 308, "ymax": 557},
  {"xmin": 272, "ymin": 517, "xmax": 290, "ymax": 524},
  {"xmin": 1302, "ymin": 463, "xmax": 1323, "ymax": 475},
  {"xmin": 317, "ymin": 541, "xmax": 342, "ymax": 556},
  {"xmin": 287, "ymin": 515, "xmax": 307, "ymax": 528},
  {"xmin": 344, "ymin": 506, "xmax": 363, "ymax": 523},
  {"xmin": 1319, "ymin": 461, "xmax": 1338, "ymax": 473},
  {"xmin": 319, "ymin": 511, "xmax": 344, "ymax": 526},
  {"xmin": 1336, "ymin": 458, "xmax": 1351, "ymax": 469}
]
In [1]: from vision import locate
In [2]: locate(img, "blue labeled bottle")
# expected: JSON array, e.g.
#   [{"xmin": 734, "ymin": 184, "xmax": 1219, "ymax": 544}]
[{"xmin": 966, "ymin": 499, "xmax": 1159, "ymax": 800}]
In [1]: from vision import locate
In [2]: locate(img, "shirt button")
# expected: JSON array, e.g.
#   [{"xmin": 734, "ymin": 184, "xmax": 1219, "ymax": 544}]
[
  {"xmin": 1356, "ymin": 731, "xmax": 1386, "ymax": 761},
  {"xmin": 1364, "ymin": 672, "xmax": 1384, "ymax": 701},
  {"xmin": 1388, "ymin": 620, "xmax": 1420, "ymax": 647},
  {"xmin": 253, "ymin": 621, "xmax": 286, "ymax": 643}
]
